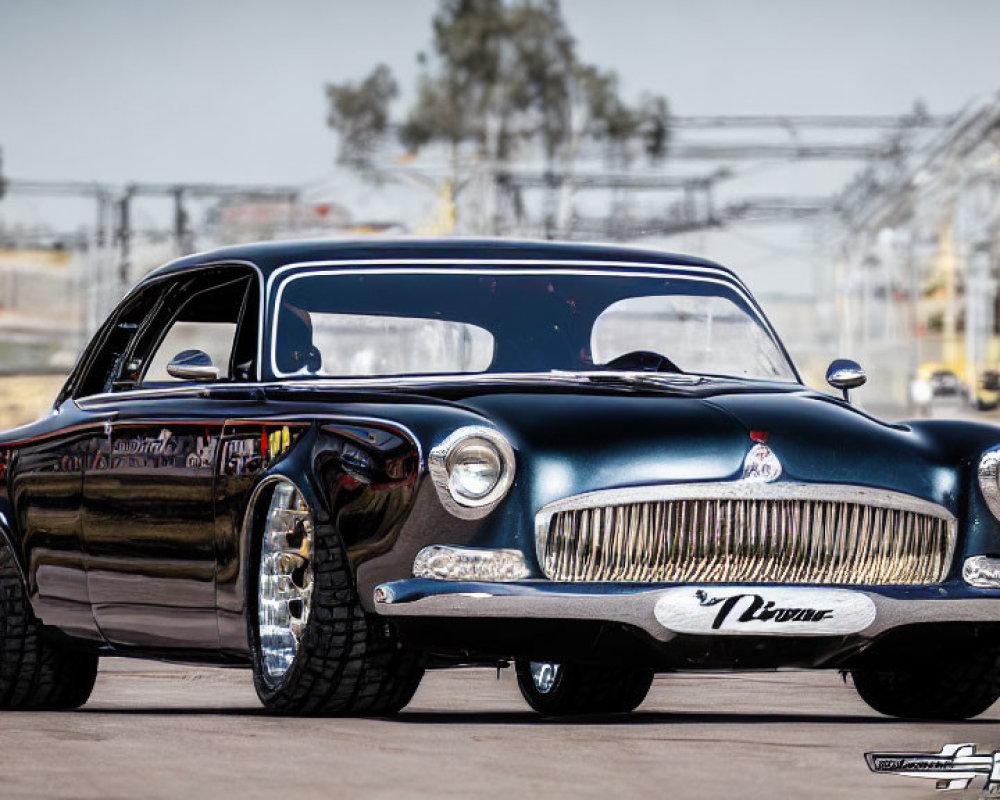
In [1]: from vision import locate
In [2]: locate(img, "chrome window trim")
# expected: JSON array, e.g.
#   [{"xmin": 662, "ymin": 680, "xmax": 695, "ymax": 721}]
[
  {"xmin": 263, "ymin": 257, "xmax": 757, "ymax": 299},
  {"xmin": 264, "ymin": 260, "xmax": 795, "ymax": 382},
  {"xmin": 72, "ymin": 371, "xmax": 710, "ymax": 406},
  {"xmin": 533, "ymin": 481, "xmax": 957, "ymax": 577},
  {"xmin": 428, "ymin": 426, "xmax": 516, "ymax": 520}
]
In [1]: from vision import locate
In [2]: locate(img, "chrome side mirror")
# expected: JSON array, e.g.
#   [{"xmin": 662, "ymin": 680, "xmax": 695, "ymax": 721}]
[
  {"xmin": 826, "ymin": 358, "xmax": 866, "ymax": 402},
  {"xmin": 166, "ymin": 350, "xmax": 220, "ymax": 381}
]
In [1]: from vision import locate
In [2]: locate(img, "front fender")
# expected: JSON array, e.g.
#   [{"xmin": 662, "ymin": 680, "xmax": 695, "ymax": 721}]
[{"xmin": 905, "ymin": 418, "xmax": 1000, "ymax": 573}]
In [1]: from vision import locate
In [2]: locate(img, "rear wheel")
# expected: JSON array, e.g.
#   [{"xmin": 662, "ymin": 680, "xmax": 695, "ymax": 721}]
[
  {"xmin": 515, "ymin": 659, "xmax": 653, "ymax": 715},
  {"xmin": 852, "ymin": 648, "xmax": 1000, "ymax": 720},
  {"xmin": 0, "ymin": 542, "xmax": 98, "ymax": 710},
  {"xmin": 248, "ymin": 479, "xmax": 424, "ymax": 716}
]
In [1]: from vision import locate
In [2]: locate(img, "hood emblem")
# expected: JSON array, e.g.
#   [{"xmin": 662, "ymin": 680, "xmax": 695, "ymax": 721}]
[{"xmin": 742, "ymin": 431, "xmax": 781, "ymax": 483}]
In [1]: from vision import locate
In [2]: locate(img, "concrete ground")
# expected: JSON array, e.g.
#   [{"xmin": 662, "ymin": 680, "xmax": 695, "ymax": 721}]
[{"xmin": 1, "ymin": 659, "xmax": 997, "ymax": 800}]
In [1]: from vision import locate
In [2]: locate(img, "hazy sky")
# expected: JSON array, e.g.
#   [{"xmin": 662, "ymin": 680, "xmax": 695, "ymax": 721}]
[
  {"xmin": 3, "ymin": 0, "xmax": 1000, "ymax": 184},
  {"xmin": 2, "ymin": 0, "xmax": 1000, "ymax": 296}
]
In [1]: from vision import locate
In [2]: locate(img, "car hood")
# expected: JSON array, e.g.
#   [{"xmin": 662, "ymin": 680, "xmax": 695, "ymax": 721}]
[{"xmin": 452, "ymin": 384, "xmax": 961, "ymax": 511}]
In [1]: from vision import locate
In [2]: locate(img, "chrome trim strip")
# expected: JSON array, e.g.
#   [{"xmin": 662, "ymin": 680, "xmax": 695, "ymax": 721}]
[
  {"xmin": 72, "ymin": 370, "xmax": 716, "ymax": 407},
  {"xmin": 264, "ymin": 257, "xmax": 756, "ymax": 300},
  {"xmin": 372, "ymin": 580, "xmax": 999, "ymax": 642},
  {"xmin": 534, "ymin": 482, "xmax": 957, "ymax": 585},
  {"xmin": 64, "ymin": 409, "xmax": 426, "ymax": 472}
]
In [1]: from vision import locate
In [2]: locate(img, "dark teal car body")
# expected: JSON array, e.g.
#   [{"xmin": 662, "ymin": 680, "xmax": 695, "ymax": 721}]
[{"xmin": 1, "ymin": 238, "xmax": 999, "ymax": 717}]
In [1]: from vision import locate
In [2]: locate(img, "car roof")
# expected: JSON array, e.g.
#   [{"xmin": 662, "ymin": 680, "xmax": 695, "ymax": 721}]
[{"xmin": 145, "ymin": 237, "xmax": 744, "ymax": 288}]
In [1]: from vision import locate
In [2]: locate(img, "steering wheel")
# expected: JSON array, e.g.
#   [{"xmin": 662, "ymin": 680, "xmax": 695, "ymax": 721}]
[{"xmin": 604, "ymin": 350, "xmax": 683, "ymax": 373}]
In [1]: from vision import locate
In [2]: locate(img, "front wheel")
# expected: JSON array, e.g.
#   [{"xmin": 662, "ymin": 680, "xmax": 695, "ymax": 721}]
[
  {"xmin": 851, "ymin": 648, "xmax": 1000, "ymax": 720},
  {"xmin": 515, "ymin": 659, "xmax": 653, "ymax": 715},
  {"xmin": 247, "ymin": 479, "xmax": 424, "ymax": 716}
]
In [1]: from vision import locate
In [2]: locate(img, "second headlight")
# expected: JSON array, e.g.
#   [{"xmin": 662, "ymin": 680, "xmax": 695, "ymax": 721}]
[{"xmin": 430, "ymin": 426, "xmax": 516, "ymax": 518}]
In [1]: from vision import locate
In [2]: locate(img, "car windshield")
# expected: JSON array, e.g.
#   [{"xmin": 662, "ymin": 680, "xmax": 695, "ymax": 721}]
[{"xmin": 271, "ymin": 268, "xmax": 796, "ymax": 382}]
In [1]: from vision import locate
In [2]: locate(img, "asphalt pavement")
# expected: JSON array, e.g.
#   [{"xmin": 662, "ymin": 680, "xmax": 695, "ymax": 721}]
[{"xmin": 1, "ymin": 658, "xmax": 997, "ymax": 799}]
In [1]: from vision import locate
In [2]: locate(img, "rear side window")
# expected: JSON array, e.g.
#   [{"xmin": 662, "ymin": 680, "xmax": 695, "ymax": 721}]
[
  {"xmin": 70, "ymin": 284, "xmax": 168, "ymax": 398},
  {"xmin": 69, "ymin": 265, "xmax": 259, "ymax": 397}
]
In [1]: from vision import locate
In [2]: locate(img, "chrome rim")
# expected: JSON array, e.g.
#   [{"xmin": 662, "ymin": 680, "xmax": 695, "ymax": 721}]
[
  {"xmin": 529, "ymin": 661, "xmax": 561, "ymax": 694},
  {"xmin": 257, "ymin": 481, "xmax": 314, "ymax": 683}
]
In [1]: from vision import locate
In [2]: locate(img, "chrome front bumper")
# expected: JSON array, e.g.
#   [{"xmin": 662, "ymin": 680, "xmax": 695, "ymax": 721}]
[{"xmin": 373, "ymin": 579, "xmax": 1000, "ymax": 642}]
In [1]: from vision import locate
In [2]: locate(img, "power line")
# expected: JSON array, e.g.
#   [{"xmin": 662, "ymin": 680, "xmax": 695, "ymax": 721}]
[{"xmin": 669, "ymin": 114, "xmax": 953, "ymax": 130}]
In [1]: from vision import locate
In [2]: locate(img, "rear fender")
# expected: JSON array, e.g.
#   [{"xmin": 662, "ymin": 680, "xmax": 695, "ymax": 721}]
[{"xmin": 0, "ymin": 495, "xmax": 29, "ymax": 589}]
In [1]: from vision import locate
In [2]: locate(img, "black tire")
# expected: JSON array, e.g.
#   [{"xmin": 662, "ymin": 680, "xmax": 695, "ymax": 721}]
[
  {"xmin": 0, "ymin": 543, "xmax": 98, "ymax": 710},
  {"xmin": 248, "ymin": 487, "xmax": 424, "ymax": 716},
  {"xmin": 515, "ymin": 660, "xmax": 653, "ymax": 715},
  {"xmin": 852, "ymin": 648, "xmax": 1000, "ymax": 720}
]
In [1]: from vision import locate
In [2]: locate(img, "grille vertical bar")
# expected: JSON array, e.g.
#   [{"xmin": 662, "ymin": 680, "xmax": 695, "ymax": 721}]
[{"xmin": 537, "ymin": 486, "xmax": 955, "ymax": 586}]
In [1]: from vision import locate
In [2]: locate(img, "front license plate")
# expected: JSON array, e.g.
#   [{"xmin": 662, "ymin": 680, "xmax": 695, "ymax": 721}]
[{"xmin": 653, "ymin": 586, "xmax": 877, "ymax": 636}]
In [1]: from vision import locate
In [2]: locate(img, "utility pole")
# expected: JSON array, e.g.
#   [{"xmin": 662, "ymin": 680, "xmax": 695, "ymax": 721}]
[
  {"xmin": 172, "ymin": 186, "xmax": 191, "ymax": 255},
  {"xmin": 116, "ymin": 185, "xmax": 134, "ymax": 293}
]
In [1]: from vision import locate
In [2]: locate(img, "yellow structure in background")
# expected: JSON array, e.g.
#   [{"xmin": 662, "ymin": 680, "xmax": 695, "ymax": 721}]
[
  {"xmin": 0, "ymin": 248, "xmax": 72, "ymax": 268},
  {"xmin": 917, "ymin": 226, "xmax": 1000, "ymax": 409},
  {"xmin": 414, "ymin": 180, "xmax": 456, "ymax": 236}
]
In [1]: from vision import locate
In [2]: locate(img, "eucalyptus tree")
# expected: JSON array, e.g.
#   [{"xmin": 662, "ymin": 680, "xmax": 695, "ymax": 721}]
[{"xmin": 325, "ymin": 0, "xmax": 670, "ymax": 235}]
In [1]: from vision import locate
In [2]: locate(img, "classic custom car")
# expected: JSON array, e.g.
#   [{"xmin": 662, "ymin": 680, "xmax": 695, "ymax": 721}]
[{"xmin": 2, "ymin": 238, "xmax": 1000, "ymax": 718}]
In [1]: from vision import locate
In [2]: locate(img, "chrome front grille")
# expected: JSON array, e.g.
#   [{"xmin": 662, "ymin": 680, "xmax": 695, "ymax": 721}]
[{"xmin": 535, "ymin": 483, "xmax": 956, "ymax": 585}]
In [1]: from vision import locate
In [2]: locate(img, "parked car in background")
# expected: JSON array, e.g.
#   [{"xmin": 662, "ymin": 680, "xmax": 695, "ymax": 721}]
[
  {"xmin": 911, "ymin": 361, "xmax": 1000, "ymax": 414},
  {"xmin": 1, "ymin": 239, "xmax": 1000, "ymax": 718}
]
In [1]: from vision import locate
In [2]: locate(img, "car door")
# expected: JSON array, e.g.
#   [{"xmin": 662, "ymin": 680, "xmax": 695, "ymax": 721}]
[
  {"xmin": 7, "ymin": 419, "xmax": 107, "ymax": 642},
  {"xmin": 79, "ymin": 265, "xmax": 259, "ymax": 651},
  {"xmin": 5, "ymin": 280, "xmax": 173, "ymax": 642}
]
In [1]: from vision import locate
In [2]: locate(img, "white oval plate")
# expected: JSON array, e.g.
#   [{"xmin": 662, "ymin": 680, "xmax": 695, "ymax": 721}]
[{"xmin": 653, "ymin": 586, "xmax": 877, "ymax": 636}]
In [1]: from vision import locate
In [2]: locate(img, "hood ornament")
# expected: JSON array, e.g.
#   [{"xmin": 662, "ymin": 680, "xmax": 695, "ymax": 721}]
[{"xmin": 742, "ymin": 430, "xmax": 781, "ymax": 483}]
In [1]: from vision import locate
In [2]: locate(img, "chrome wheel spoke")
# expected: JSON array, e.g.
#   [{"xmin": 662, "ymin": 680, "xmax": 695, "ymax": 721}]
[
  {"xmin": 258, "ymin": 482, "xmax": 315, "ymax": 683},
  {"xmin": 530, "ymin": 661, "xmax": 560, "ymax": 694}
]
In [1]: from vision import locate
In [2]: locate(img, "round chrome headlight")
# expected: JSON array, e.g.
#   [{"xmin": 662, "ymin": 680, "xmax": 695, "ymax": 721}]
[
  {"xmin": 979, "ymin": 449, "xmax": 1000, "ymax": 521},
  {"xmin": 429, "ymin": 427, "xmax": 515, "ymax": 519},
  {"xmin": 448, "ymin": 441, "xmax": 503, "ymax": 500}
]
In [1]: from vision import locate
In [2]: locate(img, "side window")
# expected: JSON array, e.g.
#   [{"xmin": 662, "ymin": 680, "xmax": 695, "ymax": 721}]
[
  {"xmin": 69, "ymin": 266, "xmax": 258, "ymax": 398},
  {"xmin": 143, "ymin": 321, "xmax": 238, "ymax": 383},
  {"xmin": 70, "ymin": 284, "xmax": 169, "ymax": 398},
  {"xmin": 137, "ymin": 272, "xmax": 256, "ymax": 386}
]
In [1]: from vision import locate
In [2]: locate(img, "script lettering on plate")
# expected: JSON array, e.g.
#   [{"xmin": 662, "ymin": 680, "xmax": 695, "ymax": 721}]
[{"xmin": 653, "ymin": 586, "xmax": 876, "ymax": 636}]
